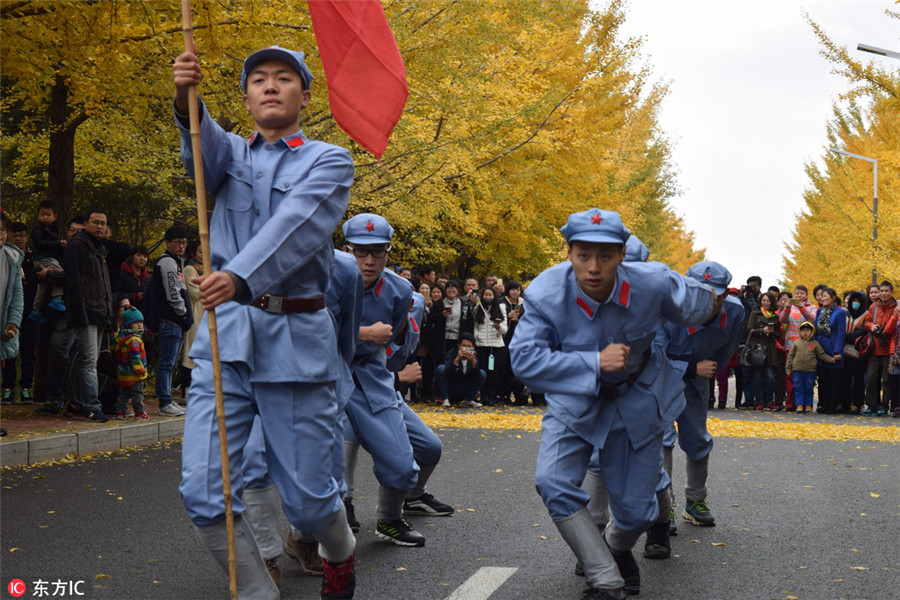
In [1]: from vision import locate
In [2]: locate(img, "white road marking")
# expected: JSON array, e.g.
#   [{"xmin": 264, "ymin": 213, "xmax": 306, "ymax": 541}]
[{"xmin": 445, "ymin": 566, "xmax": 518, "ymax": 600}]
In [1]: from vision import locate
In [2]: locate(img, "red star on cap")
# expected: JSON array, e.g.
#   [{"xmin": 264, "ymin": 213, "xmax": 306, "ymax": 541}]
[
  {"xmin": 591, "ymin": 214, "xmax": 603, "ymax": 225},
  {"xmin": 365, "ymin": 222, "xmax": 375, "ymax": 231},
  {"xmin": 703, "ymin": 272, "xmax": 712, "ymax": 281}
]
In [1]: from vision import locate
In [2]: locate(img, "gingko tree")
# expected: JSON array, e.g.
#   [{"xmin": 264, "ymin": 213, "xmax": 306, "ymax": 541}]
[
  {"xmin": 1, "ymin": 0, "xmax": 701, "ymax": 275},
  {"xmin": 783, "ymin": 10, "xmax": 899, "ymax": 291}
]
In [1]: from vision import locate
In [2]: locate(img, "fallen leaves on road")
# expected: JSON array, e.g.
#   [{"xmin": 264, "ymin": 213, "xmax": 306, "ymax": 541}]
[{"xmin": 411, "ymin": 407, "xmax": 900, "ymax": 443}]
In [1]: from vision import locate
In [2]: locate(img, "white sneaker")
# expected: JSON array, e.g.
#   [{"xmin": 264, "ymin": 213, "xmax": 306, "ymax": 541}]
[
  {"xmin": 460, "ymin": 400, "xmax": 482, "ymax": 408},
  {"xmin": 159, "ymin": 403, "xmax": 186, "ymax": 417},
  {"xmin": 441, "ymin": 399, "xmax": 451, "ymax": 407}
]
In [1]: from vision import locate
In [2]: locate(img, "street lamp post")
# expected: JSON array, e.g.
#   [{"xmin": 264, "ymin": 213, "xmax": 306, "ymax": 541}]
[
  {"xmin": 857, "ymin": 43, "xmax": 900, "ymax": 60},
  {"xmin": 829, "ymin": 148, "xmax": 878, "ymax": 285}
]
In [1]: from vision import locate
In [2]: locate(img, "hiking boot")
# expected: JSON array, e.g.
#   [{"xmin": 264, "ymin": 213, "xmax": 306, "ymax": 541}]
[
  {"xmin": 344, "ymin": 498, "xmax": 360, "ymax": 533},
  {"xmin": 266, "ymin": 557, "xmax": 281, "ymax": 589},
  {"xmin": 643, "ymin": 521, "xmax": 671, "ymax": 559},
  {"xmin": 683, "ymin": 500, "xmax": 716, "ymax": 527},
  {"xmin": 403, "ymin": 492, "xmax": 454, "ymax": 516},
  {"xmin": 611, "ymin": 550, "xmax": 640, "ymax": 595},
  {"xmin": 321, "ymin": 554, "xmax": 355, "ymax": 600},
  {"xmin": 283, "ymin": 531, "xmax": 324, "ymax": 576},
  {"xmin": 582, "ymin": 587, "xmax": 626, "ymax": 600},
  {"xmin": 19, "ymin": 389, "xmax": 33, "ymax": 404},
  {"xmin": 375, "ymin": 518, "xmax": 425, "ymax": 547},
  {"xmin": 158, "ymin": 403, "xmax": 185, "ymax": 417}
]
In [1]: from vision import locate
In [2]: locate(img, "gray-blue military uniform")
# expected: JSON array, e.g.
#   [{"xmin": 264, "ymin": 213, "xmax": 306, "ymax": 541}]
[
  {"xmin": 240, "ymin": 248, "xmax": 363, "ymax": 564},
  {"xmin": 509, "ymin": 209, "xmax": 715, "ymax": 594},
  {"xmin": 662, "ymin": 262, "xmax": 745, "ymax": 525},
  {"xmin": 175, "ymin": 47, "xmax": 356, "ymax": 597},
  {"xmin": 583, "ymin": 236, "xmax": 685, "ymax": 536},
  {"xmin": 390, "ymin": 290, "xmax": 444, "ymax": 501},
  {"xmin": 341, "ymin": 215, "xmax": 422, "ymax": 522}
]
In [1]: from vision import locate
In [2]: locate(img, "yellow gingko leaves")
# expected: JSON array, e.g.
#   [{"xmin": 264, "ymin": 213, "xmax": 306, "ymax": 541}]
[
  {"xmin": 413, "ymin": 408, "xmax": 900, "ymax": 443},
  {"xmin": 1, "ymin": 0, "xmax": 701, "ymax": 274}
]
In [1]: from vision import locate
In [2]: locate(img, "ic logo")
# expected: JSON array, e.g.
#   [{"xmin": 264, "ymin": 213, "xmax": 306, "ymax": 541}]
[{"xmin": 7, "ymin": 579, "xmax": 26, "ymax": 598}]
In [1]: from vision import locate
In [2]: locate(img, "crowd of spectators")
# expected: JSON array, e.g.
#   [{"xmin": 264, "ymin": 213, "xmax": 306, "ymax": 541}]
[
  {"xmin": 0, "ymin": 204, "xmax": 200, "ymax": 424},
  {"xmin": 717, "ymin": 276, "xmax": 899, "ymax": 417},
  {"xmin": 2, "ymin": 203, "xmax": 897, "ymax": 425},
  {"xmin": 396, "ymin": 265, "xmax": 539, "ymax": 408}
]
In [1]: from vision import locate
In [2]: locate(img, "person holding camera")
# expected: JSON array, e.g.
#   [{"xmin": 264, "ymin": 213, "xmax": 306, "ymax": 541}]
[
  {"xmin": 861, "ymin": 281, "xmax": 897, "ymax": 416},
  {"xmin": 473, "ymin": 286, "xmax": 509, "ymax": 406},
  {"xmin": 740, "ymin": 276, "xmax": 762, "ymax": 316},
  {"xmin": 435, "ymin": 333, "xmax": 486, "ymax": 408}
]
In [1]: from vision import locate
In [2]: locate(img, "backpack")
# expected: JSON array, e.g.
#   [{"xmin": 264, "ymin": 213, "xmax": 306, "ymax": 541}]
[
  {"xmin": 854, "ymin": 331, "xmax": 874, "ymax": 359},
  {"xmin": 140, "ymin": 271, "xmax": 160, "ymax": 332}
]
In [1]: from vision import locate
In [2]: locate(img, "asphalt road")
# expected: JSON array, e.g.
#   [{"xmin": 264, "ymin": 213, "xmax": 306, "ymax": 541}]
[{"xmin": 1, "ymin": 423, "xmax": 898, "ymax": 600}]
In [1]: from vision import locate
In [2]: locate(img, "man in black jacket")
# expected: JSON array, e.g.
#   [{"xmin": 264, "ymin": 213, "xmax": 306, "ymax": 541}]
[
  {"xmin": 153, "ymin": 225, "xmax": 192, "ymax": 416},
  {"xmin": 435, "ymin": 333, "xmax": 486, "ymax": 407},
  {"xmin": 64, "ymin": 209, "xmax": 114, "ymax": 422}
]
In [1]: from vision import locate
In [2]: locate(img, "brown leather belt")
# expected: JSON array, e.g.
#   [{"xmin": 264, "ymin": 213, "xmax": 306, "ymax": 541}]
[
  {"xmin": 598, "ymin": 348, "xmax": 653, "ymax": 401},
  {"xmin": 250, "ymin": 294, "xmax": 325, "ymax": 314}
]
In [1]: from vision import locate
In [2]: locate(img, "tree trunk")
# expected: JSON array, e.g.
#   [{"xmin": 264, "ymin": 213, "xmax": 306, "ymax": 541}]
[{"xmin": 46, "ymin": 73, "xmax": 88, "ymax": 224}]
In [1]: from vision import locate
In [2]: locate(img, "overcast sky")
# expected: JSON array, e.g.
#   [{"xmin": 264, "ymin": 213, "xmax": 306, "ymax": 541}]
[{"xmin": 612, "ymin": 0, "xmax": 899, "ymax": 288}]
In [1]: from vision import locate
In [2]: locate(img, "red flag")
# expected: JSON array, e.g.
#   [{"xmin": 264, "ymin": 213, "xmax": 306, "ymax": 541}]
[{"xmin": 308, "ymin": 0, "xmax": 408, "ymax": 159}]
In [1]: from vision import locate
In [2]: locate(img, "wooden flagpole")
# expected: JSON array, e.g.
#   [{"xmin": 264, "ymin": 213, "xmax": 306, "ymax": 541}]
[{"xmin": 179, "ymin": 2, "xmax": 238, "ymax": 598}]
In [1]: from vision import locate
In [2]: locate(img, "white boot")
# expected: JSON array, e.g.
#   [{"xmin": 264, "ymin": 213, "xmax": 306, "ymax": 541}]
[
  {"xmin": 242, "ymin": 485, "xmax": 283, "ymax": 560},
  {"xmin": 555, "ymin": 508, "xmax": 623, "ymax": 591},
  {"xmin": 194, "ymin": 515, "xmax": 279, "ymax": 600}
]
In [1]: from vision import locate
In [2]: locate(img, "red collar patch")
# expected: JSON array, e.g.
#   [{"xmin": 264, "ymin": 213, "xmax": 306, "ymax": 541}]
[
  {"xmin": 248, "ymin": 132, "xmax": 257, "ymax": 145},
  {"xmin": 410, "ymin": 316, "xmax": 419, "ymax": 332},
  {"xmin": 618, "ymin": 281, "xmax": 631, "ymax": 307},
  {"xmin": 720, "ymin": 312, "xmax": 727, "ymax": 329},
  {"xmin": 374, "ymin": 278, "xmax": 384, "ymax": 298},
  {"xmin": 285, "ymin": 136, "xmax": 305, "ymax": 148},
  {"xmin": 576, "ymin": 296, "xmax": 594, "ymax": 318},
  {"xmin": 688, "ymin": 326, "xmax": 696, "ymax": 335}
]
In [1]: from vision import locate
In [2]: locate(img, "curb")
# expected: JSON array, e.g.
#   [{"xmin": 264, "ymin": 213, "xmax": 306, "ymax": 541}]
[{"xmin": 0, "ymin": 418, "xmax": 184, "ymax": 468}]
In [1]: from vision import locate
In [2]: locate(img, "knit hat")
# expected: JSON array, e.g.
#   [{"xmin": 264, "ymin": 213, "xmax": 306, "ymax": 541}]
[{"xmin": 122, "ymin": 307, "xmax": 144, "ymax": 329}]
